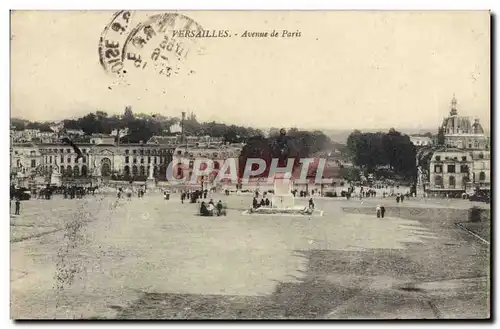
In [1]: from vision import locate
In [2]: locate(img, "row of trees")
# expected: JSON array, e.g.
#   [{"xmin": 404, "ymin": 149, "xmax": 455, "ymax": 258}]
[
  {"xmin": 12, "ymin": 107, "xmax": 265, "ymax": 144},
  {"xmin": 346, "ymin": 128, "xmax": 417, "ymax": 180}
]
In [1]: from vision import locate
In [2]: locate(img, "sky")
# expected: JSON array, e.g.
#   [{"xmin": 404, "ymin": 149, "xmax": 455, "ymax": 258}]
[{"xmin": 10, "ymin": 11, "xmax": 490, "ymax": 130}]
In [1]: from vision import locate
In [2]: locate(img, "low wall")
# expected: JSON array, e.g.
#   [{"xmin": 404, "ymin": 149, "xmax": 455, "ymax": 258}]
[{"xmin": 342, "ymin": 206, "xmax": 490, "ymax": 222}]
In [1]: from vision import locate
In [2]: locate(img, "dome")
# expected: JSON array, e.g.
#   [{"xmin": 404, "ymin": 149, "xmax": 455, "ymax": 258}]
[{"xmin": 472, "ymin": 119, "xmax": 484, "ymax": 134}]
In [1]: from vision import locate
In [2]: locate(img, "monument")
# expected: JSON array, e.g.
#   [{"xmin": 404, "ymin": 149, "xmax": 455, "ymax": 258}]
[
  {"xmin": 50, "ymin": 165, "xmax": 62, "ymax": 187},
  {"xmin": 245, "ymin": 128, "xmax": 323, "ymax": 216},
  {"xmin": 146, "ymin": 162, "xmax": 156, "ymax": 189}
]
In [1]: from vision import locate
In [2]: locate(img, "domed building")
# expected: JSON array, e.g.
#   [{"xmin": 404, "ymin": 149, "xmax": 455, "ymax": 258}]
[{"xmin": 441, "ymin": 96, "xmax": 489, "ymax": 149}]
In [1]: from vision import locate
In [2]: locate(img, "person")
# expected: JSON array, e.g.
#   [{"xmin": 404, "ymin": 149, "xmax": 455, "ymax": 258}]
[
  {"xmin": 206, "ymin": 202, "xmax": 215, "ymax": 216},
  {"xmin": 126, "ymin": 187, "xmax": 132, "ymax": 200},
  {"xmin": 252, "ymin": 197, "xmax": 258, "ymax": 209},
  {"xmin": 204, "ymin": 189, "xmax": 208, "ymax": 199},
  {"xmin": 14, "ymin": 195, "xmax": 21, "ymax": 216},
  {"xmin": 396, "ymin": 194, "xmax": 400, "ymax": 203},
  {"xmin": 181, "ymin": 192, "xmax": 186, "ymax": 204},
  {"xmin": 265, "ymin": 198, "xmax": 270, "ymax": 206},
  {"xmin": 200, "ymin": 201, "xmax": 208, "ymax": 216},
  {"xmin": 309, "ymin": 198, "xmax": 315, "ymax": 210},
  {"xmin": 255, "ymin": 190, "xmax": 260, "ymax": 199},
  {"xmin": 260, "ymin": 199, "xmax": 266, "ymax": 207},
  {"xmin": 380, "ymin": 205, "xmax": 386, "ymax": 218},
  {"xmin": 216, "ymin": 200, "xmax": 223, "ymax": 216},
  {"xmin": 209, "ymin": 199, "xmax": 214, "ymax": 206},
  {"xmin": 376, "ymin": 205, "xmax": 381, "ymax": 218},
  {"xmin": 400, "ymin": 194, "xmax": 404, "ymax": 203}
]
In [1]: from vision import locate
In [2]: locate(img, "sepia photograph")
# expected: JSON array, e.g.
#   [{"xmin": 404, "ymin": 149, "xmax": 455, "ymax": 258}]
[{"xmin": 9, "ymin": 10, "xmax": 491, "ymax": 320}]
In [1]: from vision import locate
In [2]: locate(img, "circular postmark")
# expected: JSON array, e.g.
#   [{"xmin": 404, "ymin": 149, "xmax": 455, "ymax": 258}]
[{"xmin": 98, "ymin": 11, "xmax": 204, "ymax": 77}]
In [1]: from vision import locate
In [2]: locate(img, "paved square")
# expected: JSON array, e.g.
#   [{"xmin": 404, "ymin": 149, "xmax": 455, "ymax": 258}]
[{"xmin": 10, "ymin": 192, "xmax": 490, "ymax": 319}]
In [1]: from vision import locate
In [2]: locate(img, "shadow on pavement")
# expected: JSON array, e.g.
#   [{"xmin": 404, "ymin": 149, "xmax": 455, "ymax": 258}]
[{"xmin": 107, "ymin": 245, "xmax": 489, "ymax": 319}]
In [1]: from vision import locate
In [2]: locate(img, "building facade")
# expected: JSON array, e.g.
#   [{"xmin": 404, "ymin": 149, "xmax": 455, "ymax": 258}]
[
  {"xmin": 410, "ymin": 136, "xmax": 433, "ymax": 147},
  {"xmin": 425, "ymin": 96, "xmax": 490, "ymax": 195},
  {"xmin": 441, "ymin": 96, "xmax": 489, "ymax": 149},
  {"xmin": 428, "ymin": 149, "xmax": 472, "ymax": 193},
  {"xmin": 11, "ymin": 137, "xmax": 240, "ymax": 185}
]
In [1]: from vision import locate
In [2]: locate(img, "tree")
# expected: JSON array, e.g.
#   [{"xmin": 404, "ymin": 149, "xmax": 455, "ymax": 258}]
[{"xmin": 346, "ymin": 129, "xmax": 416, "ymax": 180}]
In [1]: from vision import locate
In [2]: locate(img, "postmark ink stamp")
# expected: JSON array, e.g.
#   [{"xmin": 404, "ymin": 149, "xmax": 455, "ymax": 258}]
[{"xmin": 99, "ymin": 11, "xmax": 204, "ymax": 77}]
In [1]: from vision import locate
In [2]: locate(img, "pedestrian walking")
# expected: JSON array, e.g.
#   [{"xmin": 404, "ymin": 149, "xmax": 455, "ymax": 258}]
[
  {"xmin": 380, "ymin": 206, "xmax": 386, "ymax": 218},
  {"xmin": 14, "ymin": 196, "xmax": 21, "ymax": 216},
  {"xmin": 376, "ymin": 205, "xmax": 381, "ymax": 218}
]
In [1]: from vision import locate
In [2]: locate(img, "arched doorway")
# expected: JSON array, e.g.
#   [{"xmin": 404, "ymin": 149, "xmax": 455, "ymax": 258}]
[
  {"xmin": 132, "ymin": 165, "xmax": 138, "ymax": 177},
  {"xmin": 124, "ymin": 165, "xmax": 130, "ymax": 177},
  {"xmin": 73, "ymin": 165, "xmax": 80, "ymax": 177},
  {"xmin": 140, "ymin": 165, "xmax": 145, "ymax": 177},
  {"xmin": 101, "ymin": 158, "xmax": 111, "ymax": 177},
  {"xmin": 81, "ymin": 165, "xmax": 88, "ymax": 176},
  {"xmin": 479, "ymin": 172, "xmax": 486, "ymax": 181},
  {"xmin": 66, "ymin": 165, "xmax": 73, "ymax": 177}
]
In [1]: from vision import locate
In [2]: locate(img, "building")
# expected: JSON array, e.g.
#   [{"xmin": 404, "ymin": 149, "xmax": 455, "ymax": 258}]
[
  {"xmin": 147, "ymin": 135, "xmax": 225, "ymax": 147},
  {"xmin": 470, "ymin": 149, "xmax": 491, "ymax": 189},
  {"xmin": 90, "ymin": 134, "xmax": 116, "ymax": 145},
  {"xmin": 10, "ymin": 143, "xmax": 44, "ymax": 177},
  {"xmin": 424, "ymin": 96, "xmax": 490, "ymax": 195},
  {"xmin": 428, "ymin": 148, "xmax": 473, "ymax": 195},
  {"xmin": 410, "ymin": 136, "xmax": 433, "ymax": 147},
  {"xmin": 441, "ymin": 96, "xmax": 489, "ymax": 149},
  {"xmin": 172, "ymin": 144, "xmax": 243, "ymax": 184},
  {"xmin": 10, "ymin": 136, "xmax": 240, "ymax": 185}
]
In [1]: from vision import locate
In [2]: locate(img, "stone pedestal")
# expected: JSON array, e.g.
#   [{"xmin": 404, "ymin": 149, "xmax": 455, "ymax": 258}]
[
  {"xmin": 146, "ymin": 178, "xmax": 156, "ymax": 189},
  {"xmin": 50, "ymin": 173, "xmax": 62, "ymax": 186},
  {"xmin": 271, "ymin": 174, "xmax": 295, "ymax": 209}
]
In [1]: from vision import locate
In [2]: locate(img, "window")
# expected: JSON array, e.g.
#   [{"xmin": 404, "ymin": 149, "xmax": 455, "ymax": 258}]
[
  {"xmin": 140, "ymin": 157, "xmax": 144, "ymax": 164},
  {"xmin": 67, "ymin": 157, "xmax": 71, "ymax": 163},
  {"xmin": 462, "ymin": 156, "xmax": 467, "ymax": 161},
  {"xmin": 460, "ymin": 165, "xmax": 469, "ymax": 173},
  {"xmin": 479, "ymin": 172, "xmax": 486, "ymax": 181},
  {"xmin": 434, "ymin": 165, "xmax": 442, "ymax": 173},
  {"xmin": 447, "ymin": 165, "xmax": 455, "ymax": 173},
  {"xmin": 469, "ymin": 143, "xmax": 472, "ymax": 148},
  {"xmin": 154, "ymin": 157, "xmax": 157, "ymax": 164},
  {"xmin": 479, "ymin": 153, "xmax": 484, "ymax": 159},
  {"xmin": 82, "ymin": 156, "xmax": 86, "ymax": 163},
  {"xmin": 31, "ymin": 160, "xmax": 36, "ymax": 168},
  {"xmin": 60, "ymin": 156, "xmax": 64, "ymax": 163},
  {"xmin": 435, "ymin": 175, "xmax": 443, "ymax": 187},
  {"xmin": 125, "ymin": 149, "xmax": 129, "ymax": 155},
  {"xmin": 125, "ymin": 156, "xmax": 129, "ymax": 164},
  {"xmin": 49, "ymin": 156, "xmax": 53, "ymax": 164},
  {"xmin": 67, "ymin": 149, "xmax": 71, "ymax": 153},
  {"xmin": 133, "ymin": 150, "xmax": 137, "ymax": 155},
  {"xmin": 133, "ymin": 157, "xmax": 137, "ymax": 164},
  {"xmin": 449, "ymin": 176, "xmax": 456, "ymax": 188},
  {"xmin": 148, "ymin": 156, "xmax": 151, "ymax": 164},
  {"xmin": 60, "ymin": 149, "xmax": 64, "ymax": 153},
  {"xmin": 82, "ymin": 149, "xmax": 87, "ymax": 154}
]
